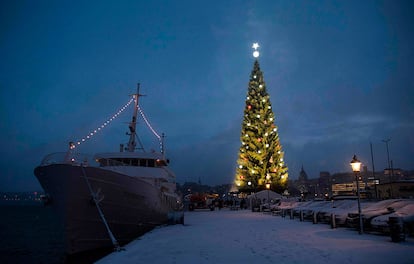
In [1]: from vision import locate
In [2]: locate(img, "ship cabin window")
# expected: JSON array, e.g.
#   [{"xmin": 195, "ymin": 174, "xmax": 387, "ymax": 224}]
[
  {"xmin": 139, "ymin": 159, "xmax": 147, "ymax": 167},
  {"xmin": 147, "ymin": 159, "xmax": 155, "ymax": 167},
  {"xmin": 131, "ymin": 159, "xmax": 139, "ymax": 166},
  {"xmin": 112, "ymin": 158, "xmax": 129, "ymax": 165},
  {"xmin": 97, "ymin": 158, "xmax": 167, "ymax": 167}
]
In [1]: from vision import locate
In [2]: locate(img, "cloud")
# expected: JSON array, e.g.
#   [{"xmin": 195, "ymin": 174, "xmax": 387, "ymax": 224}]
[{"xmin": 170, "ymin": 120, "xmax": 241, "ymax": 185}]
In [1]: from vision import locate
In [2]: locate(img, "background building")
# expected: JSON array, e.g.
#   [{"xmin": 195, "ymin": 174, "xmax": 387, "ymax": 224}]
[{"xmin": 289, "ymin": 167, "xmax": 414, "ymax": 200}]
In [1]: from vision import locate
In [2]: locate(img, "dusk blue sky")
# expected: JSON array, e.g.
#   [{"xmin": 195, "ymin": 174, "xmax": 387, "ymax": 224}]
[{"xmin": 1, "ymin": 1, "xmax": 413, "ymax": 192}]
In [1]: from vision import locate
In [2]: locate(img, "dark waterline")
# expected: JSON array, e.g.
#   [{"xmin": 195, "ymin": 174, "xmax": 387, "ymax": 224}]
[{"xmin": 0, "ymin": 202, "xmax": 112, "ymax": 263}]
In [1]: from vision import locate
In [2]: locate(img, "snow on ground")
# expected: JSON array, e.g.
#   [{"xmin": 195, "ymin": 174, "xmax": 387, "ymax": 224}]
[{"xmin": 97, "ymin": 209, "xmax": 414, "ymax": 264}]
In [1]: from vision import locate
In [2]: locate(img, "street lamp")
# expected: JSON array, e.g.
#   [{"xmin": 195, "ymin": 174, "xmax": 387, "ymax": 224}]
[
  {"xmin": 247, "ymin": 181, "xmax": 254, "ymax": 210},
  {"xmin": 350, "ymin": 155, "xmax": 363, "ymax": 234},
  {"xmin": 266, "ymin": 174, "xmax": 271, "ymax": 204},
  {"xmin": 266, "ymin": 182, "xmax": 270, "ymax": 209}
]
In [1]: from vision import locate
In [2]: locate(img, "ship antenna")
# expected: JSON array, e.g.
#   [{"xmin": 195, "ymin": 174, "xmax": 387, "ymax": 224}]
[{"xmin": 127, "ymin": 83, "xmax": 145, "ymax": 152}]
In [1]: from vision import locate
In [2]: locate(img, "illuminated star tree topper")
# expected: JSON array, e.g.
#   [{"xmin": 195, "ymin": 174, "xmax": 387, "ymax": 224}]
[{"xmin": 252, "ymin": 42, "xmax": 260, "ymax": 58}]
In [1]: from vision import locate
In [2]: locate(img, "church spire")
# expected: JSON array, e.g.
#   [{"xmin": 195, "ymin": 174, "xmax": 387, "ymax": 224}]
[{"xmin": 299, "ymin": 165, "xmax": 308, "ymax": 182}]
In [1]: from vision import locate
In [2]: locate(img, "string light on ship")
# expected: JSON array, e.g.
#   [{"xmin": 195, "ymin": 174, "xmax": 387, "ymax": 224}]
[
  {"xmin": 137, "ymin": 105, "xmax": 163, "ymax": 152},
  {"xmin": 72, "ymin": 97, "xmax": 134, "ymax": 149}
]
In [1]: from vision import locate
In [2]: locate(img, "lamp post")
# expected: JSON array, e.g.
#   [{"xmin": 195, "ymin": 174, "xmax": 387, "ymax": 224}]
[
  {"xmin": 350, "ymin": 155, "xmax": 363, "ymax": 234},
  {"xmin": 382, "ymin": 139, "xmax": 393, "ymax": 198},
  {"xmin": 266, "ymin": 182, "xmax": 271, "ymax": 203},
  {"xmin": 370, "ymin": 142, "xmax": 378, "ymax": 199},
  {"xmin": 266, "ymin": 174, "xmax": 271, "ymax": 204},
  {"xmin": 382, "ymin": 139, "xmax": 391, "ymax": 170},
  {"xmin": 248, "ymin": 181, "xmax": 254, "ymax": 211}
]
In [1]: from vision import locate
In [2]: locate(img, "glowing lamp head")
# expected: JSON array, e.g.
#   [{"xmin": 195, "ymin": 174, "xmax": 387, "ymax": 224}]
[
  {"xmin": 350, "ymin": 155, "xmax": 362, "ymax": 173},
  {"xmin": 266, "ymin": 183, "xmax": 271, "ymax": 189}
]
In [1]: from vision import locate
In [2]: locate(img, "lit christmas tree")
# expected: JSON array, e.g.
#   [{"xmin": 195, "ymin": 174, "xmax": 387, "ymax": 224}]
[{"xmin": 234, "ymin": 43, "xmax": 288, "ymax": 194}]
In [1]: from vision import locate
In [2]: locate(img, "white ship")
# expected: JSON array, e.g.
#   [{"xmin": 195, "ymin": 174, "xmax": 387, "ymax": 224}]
[{"xmin": 34, "ymin": 85, "xmax": 182, "ymax": 255}]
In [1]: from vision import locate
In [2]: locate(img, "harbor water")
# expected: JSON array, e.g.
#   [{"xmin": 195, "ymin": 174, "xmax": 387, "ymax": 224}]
[{"xmin": 0, "ymin": 201, "xmax": 112, "ymax": 263}]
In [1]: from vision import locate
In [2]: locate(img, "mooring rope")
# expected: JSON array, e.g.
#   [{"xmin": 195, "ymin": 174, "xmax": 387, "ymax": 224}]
[{"xmin": 80, "ymin": 165, "xmax": 122, "ymax": 252}]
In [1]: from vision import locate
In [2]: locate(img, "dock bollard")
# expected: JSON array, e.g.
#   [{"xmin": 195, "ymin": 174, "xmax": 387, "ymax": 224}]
[
  {"xmin": 330, "ymin": 213, "xmax": 336, "ymax": 229},
  {"xmin": 312, "ymin": 211, "xmax": 317, "ymax": 224},
  {"xmin": 389, "ymin": 217, "xmax": 405, "ymax": 242},
  {"xmin": 300, "ymin": 210, "xmax": 304, "ymax": 222}
]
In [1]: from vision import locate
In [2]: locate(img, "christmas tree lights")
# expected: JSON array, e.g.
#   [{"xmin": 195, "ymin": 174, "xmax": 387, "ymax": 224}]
[{"xmin": 234, "ymin": 43, "xmax": 288, "ymax": 193}]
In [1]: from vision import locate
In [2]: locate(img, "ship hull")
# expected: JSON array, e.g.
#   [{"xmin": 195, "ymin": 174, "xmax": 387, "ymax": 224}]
[{"xmin": 34, "ymin": 163, "xmax": 177, "ymax": 255}]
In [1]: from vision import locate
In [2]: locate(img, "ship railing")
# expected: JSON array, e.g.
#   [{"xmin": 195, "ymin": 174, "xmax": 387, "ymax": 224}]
[
  {"xmin": 40, "ymin": 152, "xmax": 172, "ymax": 169},
  {"xmin": 39, "ymin": 152, "xmax": 99, "ymax": 167}
]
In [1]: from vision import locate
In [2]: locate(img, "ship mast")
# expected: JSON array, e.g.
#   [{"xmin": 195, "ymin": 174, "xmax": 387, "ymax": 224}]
[{"xmin": 127, "ymin": 83, "xmax": 145, "ymax": 152}]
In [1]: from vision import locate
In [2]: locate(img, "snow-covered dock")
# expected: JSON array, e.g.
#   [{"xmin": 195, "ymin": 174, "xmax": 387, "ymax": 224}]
[{"xmin": 97, "ymin": 209, "xmax": 414, "ymax": 264}]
